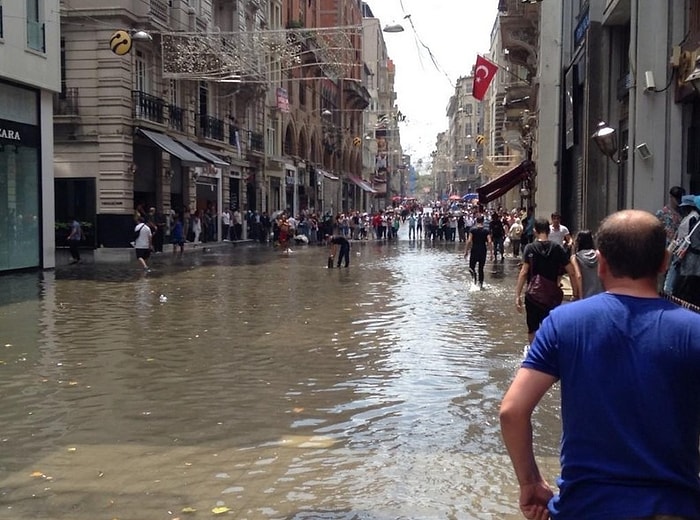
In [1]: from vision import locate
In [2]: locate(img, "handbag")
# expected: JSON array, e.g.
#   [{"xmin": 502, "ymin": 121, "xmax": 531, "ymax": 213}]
[
  {"xmin": 526, "ymin": 274, "xmax": 564, "ymax": 309},
  {"xmin": 670, "ymin": 219, "xmax": 700, "ymax": 261},
  {"xmin": 525, "ymin": 245, "xmax": 564, "ymax": 309}
]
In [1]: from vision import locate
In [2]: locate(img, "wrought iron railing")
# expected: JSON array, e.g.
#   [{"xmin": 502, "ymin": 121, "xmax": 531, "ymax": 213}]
[
  {"xmin": 168, "ymin": 104, "xmax": 185, "ymax": 132},
  {"xmin": 132, "ymin": 91, "xmax": 165, "ymax": 123},
  {"xmin": 54, "ymin": 88, "xmax": 80, "ymax": 116},
  {"xmin": 197, "ymin": 114, "xmax": 224, "ymax": 141},
  {"xmin": 248, "ymin": 131, "xmax": 264, "ymax": 153}
]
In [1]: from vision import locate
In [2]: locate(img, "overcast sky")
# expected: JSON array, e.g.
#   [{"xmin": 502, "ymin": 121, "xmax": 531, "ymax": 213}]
[{"xmin": 366, "ymin": 0, "xmax": 499, "ymax": 165}]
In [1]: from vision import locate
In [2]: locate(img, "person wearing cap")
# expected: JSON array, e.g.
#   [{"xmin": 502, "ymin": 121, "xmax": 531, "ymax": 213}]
[
  {"xmin": 671, "ymin": 195, "xmax": 700, "ymax": 303},
  {"xmin": 656, "ymin": 185, "xmax": 685, "ymax": 247},
  {"xmin": 665, "ymin": 194, "xmax": 698, "ymax": 294}
]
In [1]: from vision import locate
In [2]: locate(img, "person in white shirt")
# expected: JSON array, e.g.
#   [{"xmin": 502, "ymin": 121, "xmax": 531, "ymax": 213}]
[
  {"xmin": 221, "ymin": 208, "xmax": 232, "ymax": 241},
  {"xmin": 549, "ymin": 212, "xmax": 572, "ymax": 250},
  {"xmin": 133, "ymin": 217, "xmax": 153, "ymax": 270}
]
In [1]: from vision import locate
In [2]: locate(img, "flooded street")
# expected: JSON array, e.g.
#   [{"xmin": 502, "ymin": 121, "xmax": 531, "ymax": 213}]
[{"xmin": 0, "ymin": 236, "xmax": 562, "ymax": 520}]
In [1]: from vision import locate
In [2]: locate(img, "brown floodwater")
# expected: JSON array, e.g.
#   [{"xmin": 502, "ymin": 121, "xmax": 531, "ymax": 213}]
[{"xmin": 0, "ymin": 235, "xmax": 562, "ymax": 519}]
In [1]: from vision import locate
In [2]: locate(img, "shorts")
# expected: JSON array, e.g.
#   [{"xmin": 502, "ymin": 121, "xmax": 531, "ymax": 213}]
[
  {"xmin": 135, "ymin": 248, "xmax": 151, "ymax": 260},
  {"xmin": 524, "ymin": 296, "xmax": 552, "ymax": 333}
]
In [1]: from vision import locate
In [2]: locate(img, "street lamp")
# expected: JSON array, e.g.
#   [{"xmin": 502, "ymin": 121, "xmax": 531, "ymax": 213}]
[{"xmin": 591, "ymin": 121, "xmax": 621, "ymax": 164}]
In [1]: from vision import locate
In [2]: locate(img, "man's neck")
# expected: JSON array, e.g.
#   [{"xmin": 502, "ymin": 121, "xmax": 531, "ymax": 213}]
[{"xmin": 603, "ymin": 278, "xmax": 659, "ymax": 298}]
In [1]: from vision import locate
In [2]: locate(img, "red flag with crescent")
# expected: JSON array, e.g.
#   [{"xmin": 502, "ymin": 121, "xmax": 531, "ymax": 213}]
[{"xmin": 472, "ymin": 55, "xmax": 498, "ymax": 101}]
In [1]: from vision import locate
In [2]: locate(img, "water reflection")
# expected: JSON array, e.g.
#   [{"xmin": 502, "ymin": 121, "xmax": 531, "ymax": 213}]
[{"xmin": 0, "ymin": 240, "xmax": 561, "ymax": 519}]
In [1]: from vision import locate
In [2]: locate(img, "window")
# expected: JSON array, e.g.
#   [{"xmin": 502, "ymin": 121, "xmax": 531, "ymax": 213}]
[
  {"xmin": 26, "ymin": 0, "xmax": 44, "ymax": 52},
  {"xmin": 0, "ymin": 1, "xmax": 4, "ymax": 39},
  {"xmin": 135, "ymin": 51, "xmax": 149, "ymax": 93}
]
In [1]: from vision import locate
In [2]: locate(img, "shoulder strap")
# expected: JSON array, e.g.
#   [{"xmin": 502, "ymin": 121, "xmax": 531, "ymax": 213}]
[{"xmin": 687, "ymin": 217, "xmax": 700, "ymax": 239}]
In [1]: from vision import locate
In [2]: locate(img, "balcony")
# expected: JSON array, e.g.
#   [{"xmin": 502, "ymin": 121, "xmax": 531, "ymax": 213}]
[
  {"xmin": 133, "ymin": 91, "xmax": 165, "ymax": 124},
  {"xmin": 197, "ymin": 114, "xmax": 224, "ymax": 141},
  {"xmin": 54, "ymin": 88, "xmax": 80, "ymax": 118},
  {"xmin": 168, "ymin": 104, "xmax": 185, "ymax": 132},
  {"xmin": 248, "ymin": 131, "xmax": 264, "ymax": 154}
]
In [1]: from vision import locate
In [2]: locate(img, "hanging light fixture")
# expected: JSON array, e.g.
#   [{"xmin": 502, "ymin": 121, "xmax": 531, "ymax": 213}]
[
  {"xmin": 383, "ymin": 22, "xmax": 404, "ymax": 33},
  {"xmin": 591, "ymin": 121, "xmax": 620, "ymax": 164}
]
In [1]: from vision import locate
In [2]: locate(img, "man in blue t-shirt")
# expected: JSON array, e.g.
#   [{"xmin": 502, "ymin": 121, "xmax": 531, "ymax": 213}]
[{"xmin": 500, "ymin": 209, "xmax": 700, "ymax": 520}]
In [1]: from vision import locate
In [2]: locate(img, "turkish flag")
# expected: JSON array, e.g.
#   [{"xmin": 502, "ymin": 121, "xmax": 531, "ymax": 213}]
[{"xmin": 472, "ymin": 55, "xmax": 498, "ymax": 101}]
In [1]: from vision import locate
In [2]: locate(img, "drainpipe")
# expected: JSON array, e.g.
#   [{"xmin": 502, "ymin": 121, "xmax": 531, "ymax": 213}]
[{"xmin": 627, "ymin": 0, "xmax": 638, "ymax": 207}]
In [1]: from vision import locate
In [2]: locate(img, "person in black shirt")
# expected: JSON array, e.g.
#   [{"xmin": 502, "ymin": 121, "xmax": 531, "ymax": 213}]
[
  {"xmin": 490, "ymin": 212, "xmax": 505, "ymax": 262},
  {"xmin": 465, "ymin": 215, "xmax": 492, "ymax": 289},
  {"xmin": 515, "ymin": 218, "xmax": 577, "ymax": 343},
  {"xmin": 327, "ymin": 234, "xmax": 350, "ymax": 268}
]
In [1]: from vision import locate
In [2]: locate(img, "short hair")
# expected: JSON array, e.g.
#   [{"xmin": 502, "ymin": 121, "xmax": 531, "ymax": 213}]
[
  {"xmin": 670, "ymin": 186, "xmax": 685, "ymax": 204},
  {"xmin": 596, "ymin": 210, "xmax": 666, "ymax": 279},
  {"xmin": 575, "ymin": 230, "xmax": 595, "ymax": 251},
  {"xmin": 476, "ymin": 215, "xmax": 484, "ymax": 223},
  {"xmin": 551, "ymin": 212, "xmax": 561, "ymax": 218},
  {"xmin": 534, "ymin": 218, "xmax": 550, "ymax": 235}
]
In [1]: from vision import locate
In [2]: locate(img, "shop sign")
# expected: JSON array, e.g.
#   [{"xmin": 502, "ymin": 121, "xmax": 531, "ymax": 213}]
[{"xmin": 0, "ymin": 119, "xmax": 39, "ymax": 147}]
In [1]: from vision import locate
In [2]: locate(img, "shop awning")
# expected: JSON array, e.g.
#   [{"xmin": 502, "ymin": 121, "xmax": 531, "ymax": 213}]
[
  {"xmin": 175, "ymin": 137, "xmax": 230, "ymax": 167},
  {"xmin": 137, "ymin": 128, "xmax": 207, "ymax": 166},
  {"xmin": 318, "ymin": 169, "xmax": 339, "ymax": 180},
  {"xmin": 477, "ymin": 160, "xmax": 533, "ymax": 204},
  {"xmin": 348, "ymin": 174, "xmax": 377, "ymax": 193}
]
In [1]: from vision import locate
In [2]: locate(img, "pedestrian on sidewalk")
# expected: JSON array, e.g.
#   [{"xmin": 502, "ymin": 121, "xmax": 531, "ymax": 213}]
[
  {"xmin": 170, "ymin": 214, "xmax": 185, "ymax": 256},
  {"xmin": 67, "ymin": 217, "xmax": 82, "ymax": 264}
]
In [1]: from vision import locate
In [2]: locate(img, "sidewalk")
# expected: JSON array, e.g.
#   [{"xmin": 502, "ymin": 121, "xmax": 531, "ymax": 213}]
[{"xmin": 56, "ymin": 239, "xmax": 256, "ymax": 266}]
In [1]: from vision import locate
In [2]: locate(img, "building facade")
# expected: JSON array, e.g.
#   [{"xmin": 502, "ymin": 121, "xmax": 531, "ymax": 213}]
[
  {"xmin": 0, "ymin": 1, "xmax": 61, "ymax": 273},
  {"xmin": 53, "ymin": 0, "xmax": 397, "ymax": 256}
]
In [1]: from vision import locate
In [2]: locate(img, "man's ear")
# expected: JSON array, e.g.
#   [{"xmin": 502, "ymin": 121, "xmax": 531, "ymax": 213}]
[{"xmin": 596, "ymin": 250, "xmax": 607, "ymax": 279}]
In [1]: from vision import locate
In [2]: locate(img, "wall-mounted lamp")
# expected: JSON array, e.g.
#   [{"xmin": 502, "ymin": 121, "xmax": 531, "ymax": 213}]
[
  {"xmin": 591, "ymin": 121, "xmax": 621, "ymax": 164},
  {"xmin": 129, "ymin": 163, "xmax": 137, "ymax": 174},
  {"xmin": 165, "ymin": 169, "xmax": 174, "ymax": 179},
  {"xmin": 132, "ymin": 30, "xmax": 153, "ymax": 41},
  {"xmin": 685, "ymin": 56, "xmax": 700, "ymax": 92}
]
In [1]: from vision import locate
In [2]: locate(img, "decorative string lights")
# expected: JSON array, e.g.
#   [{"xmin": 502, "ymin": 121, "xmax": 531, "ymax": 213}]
[{"xmin": 160, "ymin": 26, "xmax": 363, "ymax": 82}]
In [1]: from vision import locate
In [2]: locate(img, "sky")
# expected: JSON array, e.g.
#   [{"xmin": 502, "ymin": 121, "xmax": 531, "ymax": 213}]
[{"xmin": 366, "ymin": 0, "xmax": 500, "ymax": 166}]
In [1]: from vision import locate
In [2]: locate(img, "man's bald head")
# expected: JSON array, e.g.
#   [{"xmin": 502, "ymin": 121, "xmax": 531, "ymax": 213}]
[{"xmin": 596, "ymin": 210, "xmax": 666, "ymax": 280}]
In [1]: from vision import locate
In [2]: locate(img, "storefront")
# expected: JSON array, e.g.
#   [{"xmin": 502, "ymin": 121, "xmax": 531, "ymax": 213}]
[{"xmin": 0, "ymin": 82, "xmax": 41, "ymax": 271}]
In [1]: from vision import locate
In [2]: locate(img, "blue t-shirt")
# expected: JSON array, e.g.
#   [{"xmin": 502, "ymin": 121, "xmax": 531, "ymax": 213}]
[{"xmin": 524, "ymin": 293, "xmax": 700, "ymax": 520}]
